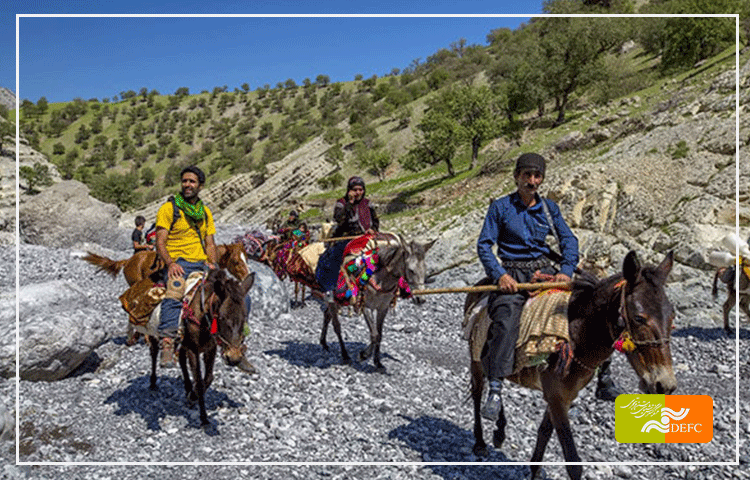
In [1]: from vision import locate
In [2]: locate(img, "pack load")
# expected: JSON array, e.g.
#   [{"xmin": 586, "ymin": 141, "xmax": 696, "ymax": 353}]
[
  {"xmin": 465, "ymin": 287, "xmax": 571, "ymax": 375},
  {"xmin": 233, "ymin": 229, "xmax": 278, "ymax": 261}
]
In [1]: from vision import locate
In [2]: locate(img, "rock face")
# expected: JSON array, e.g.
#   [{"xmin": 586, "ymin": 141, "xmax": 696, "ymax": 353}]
[
  {"xmin": 0, "ymin": 87, "xmax": 14, "ymax": 111},
  {"xmin": 123, "ymin": 136, "xmax": 336, "ymax": 228},
  {"xmin": 19, "ymin": 180, "xmax": 127, "ymax": 250},
  {"xmin": 18, "ymin": 280, "xmax": 109, "ymax": 381},
  {"xmin": 419, "ymin": 56, "xmax": 748, "ymax": 278}
]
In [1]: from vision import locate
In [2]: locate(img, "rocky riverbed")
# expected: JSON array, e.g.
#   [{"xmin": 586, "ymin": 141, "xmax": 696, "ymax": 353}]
[{"xmin": 3, "ymin": 226, "xmax": 749, "ymax": 479}]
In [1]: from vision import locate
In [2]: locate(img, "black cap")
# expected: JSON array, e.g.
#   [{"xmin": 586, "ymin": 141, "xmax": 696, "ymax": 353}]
[
  {"xmin": 180, "ymin": 165, "xmax": 206, "ymax": 185},
  {"xmin": 514, "ymin": 153, "xmax": 546, "ymax": 177}
]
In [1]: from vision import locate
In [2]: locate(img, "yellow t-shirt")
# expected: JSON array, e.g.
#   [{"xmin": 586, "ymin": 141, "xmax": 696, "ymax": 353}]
[{"xmin": 156, "ymin": 200, "xmax": 216, "ymax": 263}]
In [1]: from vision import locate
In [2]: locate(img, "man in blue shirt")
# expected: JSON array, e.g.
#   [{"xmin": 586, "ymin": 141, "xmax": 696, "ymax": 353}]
[{"xmin": 477, "ymin": 153, "xmax": 617, "ymax": 422}]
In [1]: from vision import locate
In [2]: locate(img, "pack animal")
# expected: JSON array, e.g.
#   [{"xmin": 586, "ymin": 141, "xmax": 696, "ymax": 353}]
[
  {"xmin": 144, "ymin": 269, "xmax": 255, "ymax": 426},
  {"xmin": 82, "ymin": 243, "xmax": 250, "ymax": 344},
  {"xmin": 466, "ymin": 251, "xmax": 677, "ymax": 480},
  {"xmin": 82, "ymin": 243, "xmax": 250, "ymax": 287},
  {"xmin": 712, "ymin": 264, "xmax": 750, "ymax": 333},
  {"xmin": 320, "ymin": 233, "xmax": 434, "ymax": 372}
]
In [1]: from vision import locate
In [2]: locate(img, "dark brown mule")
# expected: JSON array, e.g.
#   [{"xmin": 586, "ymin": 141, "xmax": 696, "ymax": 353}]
[
  {"xmin": 146, "ymin": 269, "xmax": 255, "ymax": 426},
  {"xmin": 468, "ymin": 251, "xmax": 677, "ymax": 480},
  {"xmin": 321, "ymin": 233, "xmax": 435, "ymax": 371},
  {"xmin": 712, "ymin": 265, "xmax": 750, "ymax": 333}
]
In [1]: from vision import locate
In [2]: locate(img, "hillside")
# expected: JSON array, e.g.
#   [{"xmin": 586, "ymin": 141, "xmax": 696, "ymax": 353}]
[{"xmin": 10, "ymin": 16, "xmax": 748, "ymax": 278}]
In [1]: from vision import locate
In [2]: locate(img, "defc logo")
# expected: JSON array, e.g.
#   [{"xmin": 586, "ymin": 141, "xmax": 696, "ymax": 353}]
[{"xmin": 615, "ymin": 395, "xmax": 713, "ymax": 443}]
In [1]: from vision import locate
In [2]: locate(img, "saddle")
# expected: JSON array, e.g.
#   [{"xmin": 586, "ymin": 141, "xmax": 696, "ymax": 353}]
[
  {"xmin": 119, "ymin": 272, "xmax": 205, "ymax": 336},
  {"xmin": 465, "ymin": 288, "xmax": 571, "ymax": 374}
]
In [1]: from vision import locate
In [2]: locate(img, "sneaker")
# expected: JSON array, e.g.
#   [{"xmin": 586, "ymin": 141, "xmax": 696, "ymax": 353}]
[
  {"xmin": 160, "ymin": 337, "xmax": 176, "ymax": 368},
  {"xmin": 481, "ymin": 391, "xmax": 503, "ymax": 422}
]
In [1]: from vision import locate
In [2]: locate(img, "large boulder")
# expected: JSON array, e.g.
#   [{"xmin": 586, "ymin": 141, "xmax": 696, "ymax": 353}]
[
  {"xmin": 20, "ymin": 180, "xmax": 127, "ymax": 249},
  {"xmin": 18, "ymin": 280, "xmax": 109, "ymax": 381},
  {"xmin": 246, "ymin": 259, "xmax": 290, "ymax": 321},
  {"xmin": 0, "ymin": 292, "xmax": 14, "ymax": 378}
]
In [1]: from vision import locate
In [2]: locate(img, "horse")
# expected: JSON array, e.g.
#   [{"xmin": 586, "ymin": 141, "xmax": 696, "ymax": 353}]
[
  {"xmin": 82, "ymin": 243, "xmax": 250, "ymax": 287},
  {"xmin": 145, "ymin": 269, "xmax": 255, "ymax": 426},
  {"xmin": 712, "ymin": 265, "xmax": 750, "ymax": 333},
  {"xmin": 82, "ymin": 244, "xmax": 251, "ymax": 345},
  {"xmin": 320, "ymin": 232, "xmax": 435, "ymax": 371},
  {"xmin": 467, "ymin": 251, "xmax": 677, "ymax": 480}
]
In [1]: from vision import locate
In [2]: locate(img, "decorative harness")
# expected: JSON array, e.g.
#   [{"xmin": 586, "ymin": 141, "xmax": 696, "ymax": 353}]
[
  {"xmin": 561, "ymin": 278, "xmax": 670, "ymax": 374},
  {"xmin": 180, "ymin": 275, "xmax": 232, "ymax": 348}
]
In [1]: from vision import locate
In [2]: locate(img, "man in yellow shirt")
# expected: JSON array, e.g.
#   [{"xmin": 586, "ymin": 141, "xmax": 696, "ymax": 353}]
[
  {"xmin": 155, "ymin": 166, "xmax": 256, "ymax": 373},
  {"xmin": 155, "ymin": 166, "xmax": 217, "ymax": 363}
]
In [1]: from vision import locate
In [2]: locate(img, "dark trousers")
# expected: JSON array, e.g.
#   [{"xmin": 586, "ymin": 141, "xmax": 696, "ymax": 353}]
[
  {"xmin": 315, "ymin": 241, "xmax": 348, "ymax": 292},
  {"xmin": 481, "ymin": 264, "xmax": 556, "ymax": 381}
]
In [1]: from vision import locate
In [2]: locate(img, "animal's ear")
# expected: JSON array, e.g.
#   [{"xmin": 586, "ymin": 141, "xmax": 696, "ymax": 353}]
[
  {"xmin": 241, "ymin": 272, "xmax": 256, "ymax": 295},
  {"xmin": 656, "ymin": 250, "xmax": 674, "ymax": 283},
  {"xmin": 423, "ymin": 238, "xmax": 437, "ymax": 253},
  {"xmin": 623, "ymin": 250, "xmax": 640, "ymax": 285},
  {"xmin": 209, "ymin": 269, "xmax": 228, "ymax": 298}
]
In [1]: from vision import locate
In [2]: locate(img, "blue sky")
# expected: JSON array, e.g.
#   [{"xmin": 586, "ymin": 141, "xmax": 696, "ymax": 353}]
[{"xmin": 3, "ymin": 1, "xmax": 544, "ymax": 104}]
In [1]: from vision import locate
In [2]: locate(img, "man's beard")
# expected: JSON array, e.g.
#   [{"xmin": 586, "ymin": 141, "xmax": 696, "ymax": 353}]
[{"xmin": 181, "ymin": 186, "xmax": 199, "ymax": 201}]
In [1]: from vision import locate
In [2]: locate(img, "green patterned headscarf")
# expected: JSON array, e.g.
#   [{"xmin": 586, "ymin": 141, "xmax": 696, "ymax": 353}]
[{"xmin": 174, "ymin": 193, "xmax": 205, "ymax": 222}]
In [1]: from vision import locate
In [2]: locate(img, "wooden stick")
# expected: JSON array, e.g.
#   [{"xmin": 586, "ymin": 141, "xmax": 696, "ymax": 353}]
[
  {"xmin": 319, "ymin": 235, "xmax": 367, "ymax": 243},
  {"xmin": 410, "ymin": 282, "xmax": 571, "ymax": 295}
]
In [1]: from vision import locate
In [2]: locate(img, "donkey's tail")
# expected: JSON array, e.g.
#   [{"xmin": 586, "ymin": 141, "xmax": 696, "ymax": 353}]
[{"xmin": 81, "ymin": 252, "xmax": 126, "ymax": 279}]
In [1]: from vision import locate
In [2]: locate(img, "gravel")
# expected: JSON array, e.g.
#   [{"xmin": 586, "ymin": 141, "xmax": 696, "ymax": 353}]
[{"xmin": 4, "ymin": 235, "xmax": 749, "ymax": 479}]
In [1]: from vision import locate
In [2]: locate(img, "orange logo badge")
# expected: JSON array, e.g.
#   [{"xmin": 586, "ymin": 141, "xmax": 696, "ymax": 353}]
[{"xmin": 615, "ymin": 395, "xmax": 713, "ymax": 443}]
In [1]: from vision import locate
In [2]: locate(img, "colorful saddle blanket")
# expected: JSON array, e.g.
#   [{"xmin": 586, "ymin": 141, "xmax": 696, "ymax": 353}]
[{"xmin": 334, "ymin": 235, "xmax": 379, "ymax": 304}]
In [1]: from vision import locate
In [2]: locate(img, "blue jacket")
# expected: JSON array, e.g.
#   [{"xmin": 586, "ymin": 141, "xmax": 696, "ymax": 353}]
[{"xmin": 477, "ymin": 192, "xmax": 579, "ymax": 282}]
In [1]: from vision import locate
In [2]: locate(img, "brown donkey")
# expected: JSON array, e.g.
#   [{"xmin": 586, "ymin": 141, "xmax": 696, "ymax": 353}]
[
  {"xmin": 146, "ymin": 269, "xmax": 255, "ymax": 427},
  {"xmin": 712, "ymin": 265, "xmax": 750, "ymax": 333},
  {"xmin": 467, "ymin": 251, "xmax": 677, "ymax": 480}
]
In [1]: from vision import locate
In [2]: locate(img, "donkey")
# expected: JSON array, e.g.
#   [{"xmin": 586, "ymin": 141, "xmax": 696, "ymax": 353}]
[
  {"xmin": 145, "ymin": 269, "xmax": 255, "ymax": 426},
  {"xmin": 468, "ymin": 251, "xmax": 677, "ymax": 480},
  {"xmin": 320, "ymin": 232, "xmax": 434, "ymax": 371},
  {"xmin": 712, "ymin": 265, "xmax": 750, "ymax": 333}
]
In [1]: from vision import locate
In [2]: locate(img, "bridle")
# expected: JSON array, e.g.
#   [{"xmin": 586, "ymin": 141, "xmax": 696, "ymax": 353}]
[
  {"xmin": 613, "ymin": 279, "xmax": 671, "ymax": 353},
  {"xmin": 568, "ymin": 278, "xmax": 671, "ymax": 374},
  {"xmin": 182, "ymin": 275, "xmax": 239, "ymax": 350}
]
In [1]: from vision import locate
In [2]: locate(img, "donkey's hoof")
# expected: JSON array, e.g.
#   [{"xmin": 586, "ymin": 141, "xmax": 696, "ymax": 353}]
[
  {"xmin": 149, "ymin": 383, "xmax": 158, "ymax": 392},
  {"xmin": 187, "ymin": 391, "xmax": 198, "ymax": 405},
  {"xmin": 492, "ymin": 429, "xmax": 506, "ymax": 449},
  {"xmin": 320, "ymin": 341, "xmax": 329, "ymax": 352},
  {"xmin": 341, "ymin": 354, "xmax": 352, "ymax": 365},
  {"xmin": 473, "ymin": 443, "xmax": 489, "ymax": 457},
  {"xmin": 375, "ymin": 364, "xmax": 387, "ymax": 374}
]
